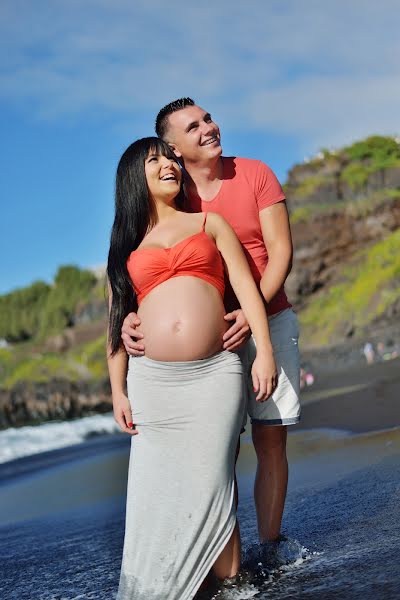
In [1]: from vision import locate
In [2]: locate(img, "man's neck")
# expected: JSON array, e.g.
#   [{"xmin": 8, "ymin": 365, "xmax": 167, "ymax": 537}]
[{"xmin": 183, "ymin": 156, "xmax": 224, "ymax": 201}]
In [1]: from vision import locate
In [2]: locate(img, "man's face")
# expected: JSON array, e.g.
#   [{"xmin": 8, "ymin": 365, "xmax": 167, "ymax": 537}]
[{"xmin": 165, "ymin": 105, "xmax": 222, "ymax": 163}]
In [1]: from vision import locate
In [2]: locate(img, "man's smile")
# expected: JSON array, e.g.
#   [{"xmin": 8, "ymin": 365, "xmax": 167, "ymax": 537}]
[{"xmin": 201, "ymin": 135, "xmax": 219, "ymax": 146}]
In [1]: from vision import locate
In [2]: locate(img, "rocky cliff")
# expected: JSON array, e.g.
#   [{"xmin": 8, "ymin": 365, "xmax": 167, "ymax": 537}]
[
  {"xmin": 0, "ymin": 379, "xmax": 112, "ymax": 429},
  {"xmin": 285, "ymin": 136, "xmax": 400, "ymax": 348},
  {"xmin": 287, "ymin": 195, "xmax": 400, "ymax": 312}
]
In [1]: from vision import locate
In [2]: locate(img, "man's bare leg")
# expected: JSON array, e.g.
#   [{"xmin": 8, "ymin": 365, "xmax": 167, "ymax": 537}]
[{"xmin": 252, "ymin": 424, "xmax": 288, "ymax": 542}]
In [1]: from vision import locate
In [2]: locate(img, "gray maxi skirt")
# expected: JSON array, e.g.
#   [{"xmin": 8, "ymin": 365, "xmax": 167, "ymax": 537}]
[{"xmin": 117, "ymin": 350, "xmax": 244, "ymax": 600}]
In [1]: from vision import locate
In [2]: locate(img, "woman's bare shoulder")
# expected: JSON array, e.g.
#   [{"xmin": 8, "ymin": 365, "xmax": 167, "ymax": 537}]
[{"xmin": 204, "ymin": 212, "xmax": 231, "ymax": 232}]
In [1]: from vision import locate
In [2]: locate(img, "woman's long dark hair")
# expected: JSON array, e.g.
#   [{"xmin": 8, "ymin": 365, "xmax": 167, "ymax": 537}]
[{"xmin": 107, "ymin": 137, "xmax": 184, "ymax": 355}]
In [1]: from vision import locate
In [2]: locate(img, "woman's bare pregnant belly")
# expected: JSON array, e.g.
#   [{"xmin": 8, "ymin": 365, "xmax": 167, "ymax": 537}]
[{"xmin": 137, "ymin": 276, "xmax": 228, "ymax": 361}]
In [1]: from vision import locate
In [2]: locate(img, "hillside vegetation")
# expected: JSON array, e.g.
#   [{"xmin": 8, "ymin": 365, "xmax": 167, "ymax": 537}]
[
  {"xmin": 0, "ymin": 266, "xmax": 108, "ymax": 388},
  {"xmin": 298, "ymin": 229, "xmax": 400, "ymax": 346},
  {"xmin": 286, "ymin": 135, "xmax": 400, "ymax": 348},
  {"xmin": 285, "ymin": 135, "xmax": 400, "ymax": 207},
  {"xmin": 0, "ymin": 266, "xmax": 103, "ymax": 343}
]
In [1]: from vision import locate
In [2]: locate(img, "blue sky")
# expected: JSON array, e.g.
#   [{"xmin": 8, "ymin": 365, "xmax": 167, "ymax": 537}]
[{"xmin": 1, "ymin": 0, "xmax": 399, "ymax": 294}]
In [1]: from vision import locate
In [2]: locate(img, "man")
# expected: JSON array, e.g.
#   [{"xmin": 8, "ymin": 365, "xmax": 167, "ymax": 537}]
[{"xmin": 121, "ymin": 98, "xmax": 300, "ymax": 543}]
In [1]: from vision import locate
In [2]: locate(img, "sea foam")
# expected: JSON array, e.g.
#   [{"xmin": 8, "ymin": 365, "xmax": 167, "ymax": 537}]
[{"xmin": 0, "ymin": 413, "xmax": 119, "ymax": 464}]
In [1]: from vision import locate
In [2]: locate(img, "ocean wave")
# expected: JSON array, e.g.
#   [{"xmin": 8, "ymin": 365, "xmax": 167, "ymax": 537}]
[{"xmin": 0, "ymin": 413, "xmax": 119, "ymax": 464}]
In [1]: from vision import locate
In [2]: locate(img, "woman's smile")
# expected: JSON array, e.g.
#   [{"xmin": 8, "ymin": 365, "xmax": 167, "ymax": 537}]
[{"xmin": 145, "ymin": 152, "xmax": 182, "ymax": 199}]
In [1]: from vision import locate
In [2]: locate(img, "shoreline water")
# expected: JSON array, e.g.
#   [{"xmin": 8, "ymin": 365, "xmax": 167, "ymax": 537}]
[
  {"xmin": 1, "ymin": 356, "xmax": 399, "ymax": 599},
  {"xmin": 1, "ymin": 426, "xmax": 399, "ymax": 599}
]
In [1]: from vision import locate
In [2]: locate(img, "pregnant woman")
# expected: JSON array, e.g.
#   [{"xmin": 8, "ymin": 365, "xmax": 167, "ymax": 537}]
[{"xmin": 107, "ymin": 137, "xmax": 277, "ymax": 600}]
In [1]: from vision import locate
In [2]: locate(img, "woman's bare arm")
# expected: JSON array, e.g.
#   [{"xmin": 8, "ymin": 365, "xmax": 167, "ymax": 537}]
[{"xmin": 107, "ymin": 285, "xmax": 138, "ymax": 435}]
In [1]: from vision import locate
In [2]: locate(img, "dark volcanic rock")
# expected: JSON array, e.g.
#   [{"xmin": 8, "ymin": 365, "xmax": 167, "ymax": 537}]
[
  {"xmin": 0, "ymin": 379, "xmax": 112, "ymax": 430},
  {"xmin": 385, "ymin": 166, "xmax": 400, "ymax": 188},
  {"xmin": 287, "ymin": 198, "xmax": 400, "ymax": 310}
]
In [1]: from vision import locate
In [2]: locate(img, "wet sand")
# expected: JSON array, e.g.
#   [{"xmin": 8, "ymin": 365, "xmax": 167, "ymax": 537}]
[{"xmin": 295, "ymin": 355, "xmax": 400, "ymax": 434}]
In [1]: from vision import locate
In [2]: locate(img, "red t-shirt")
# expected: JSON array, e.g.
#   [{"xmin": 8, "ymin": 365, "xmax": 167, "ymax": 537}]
[{"xmin": 186, "ymin": 156, "xmax": 291, "ymax": 316}]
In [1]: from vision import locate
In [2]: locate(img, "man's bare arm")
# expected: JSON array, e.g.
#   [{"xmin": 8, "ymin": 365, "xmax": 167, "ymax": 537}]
[
  {"xmin": 121, "ymin": 313, "xmax": 145, "ymax": 356},
  {"xmin": 222, "ymin": 309, "xmax": 251, "ymax": 351},
  {"xmin": 224, "ymin": 202, "xmax": 292, "ymax": 350},
  {"xmin": 259, "ymin": 202, "xmax": 293, "ymax": 303}
]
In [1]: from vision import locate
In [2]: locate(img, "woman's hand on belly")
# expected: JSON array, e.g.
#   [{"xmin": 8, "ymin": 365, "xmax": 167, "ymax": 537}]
[
  {"xmin": 113, "ymin": 391, "xmax": 138, "ymax": 435},
  {"xmin": 138, "ymin": 276, "xmax": 228, "ymax": 361}
]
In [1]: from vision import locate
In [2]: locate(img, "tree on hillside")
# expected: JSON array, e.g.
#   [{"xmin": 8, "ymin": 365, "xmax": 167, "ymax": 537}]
[
  {"xmin": 345, "ymin": 136, "xmax": 400, "ymax": 169},
  {"xmin": 0, "ymin": 266, "xmax": 97, "ymax": 343},
  {"xmin": 38, "ymin": 266, "xmax": 97, "ymax": 338},
  {"xmin": 0, "ymin": 281, "xmax": 50, "ymax": 342}
]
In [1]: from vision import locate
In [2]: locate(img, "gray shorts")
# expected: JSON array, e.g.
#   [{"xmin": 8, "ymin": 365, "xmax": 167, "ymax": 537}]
[{"xmin": 238, "ymin": 308, "xmax": 301, "ymax": 427}]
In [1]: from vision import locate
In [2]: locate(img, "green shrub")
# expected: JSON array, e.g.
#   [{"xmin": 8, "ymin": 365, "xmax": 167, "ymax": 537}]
[
  {"xmin": 0, "ymin": 266, "xmax": 98, "ymax": 344},
  {"xmin": 0, "ymin": 281, "xmax": 50, "ymax": 342},
  {"xmin": 341, "ymin": 163, "xmax": 369, "ymax": 190},
  {"xmin": 74, "ymin": 334, "xmax": 108, "ymax": 380},
  {"xmin": 290, "ymin": 205, "xmax": 314, "ymax": 224},
  {"xmin": 4, "ymin": 354, "xmax": 82, "ymax": 388},
  {"xmin": 38, "ymin": 266, "xmax": 97, "ymax": 338},
  {"xmin": 0, "ymin": 348, "xmax": 14, "ymax": 381},
  {"xmin": 295, "ymin": 176, "xmax": 328, "ymax": 198},
  {"xmin": 344, "ymin": 136, "xmax": 400, "ymax": 164},
  {"xmin": 300, "ymin": 229, "xmax": 400, "ymax": 345}
]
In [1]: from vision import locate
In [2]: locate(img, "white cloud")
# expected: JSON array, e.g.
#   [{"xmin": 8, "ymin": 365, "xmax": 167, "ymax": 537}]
[
  {"xmin": 0, "ymin": 0, "xmax": 399, "ymax": 151},
  {"xmin": 245, "ymin": 74, "xmax": 400, "ymax": 150}
]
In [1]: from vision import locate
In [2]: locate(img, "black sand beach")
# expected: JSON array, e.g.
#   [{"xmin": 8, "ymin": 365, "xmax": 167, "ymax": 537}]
[
  {"xmin": 296, "ymin": 355, "xmax": 400, "ymax": 433},
  {"xmin": 0, "ymin": 357, "xmax": 399, "ymax": 599}
]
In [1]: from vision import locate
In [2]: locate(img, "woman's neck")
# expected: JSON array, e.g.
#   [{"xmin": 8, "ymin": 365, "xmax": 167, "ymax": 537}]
[{"xmin": 154, "ymin": 199, "xmax": 179, "ymax": 222}]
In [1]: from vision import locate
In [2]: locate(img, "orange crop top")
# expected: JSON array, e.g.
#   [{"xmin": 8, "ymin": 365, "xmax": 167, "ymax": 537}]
[{"xmin": 127, "ymin": 213, "xmax": 225, "ymax": 306}]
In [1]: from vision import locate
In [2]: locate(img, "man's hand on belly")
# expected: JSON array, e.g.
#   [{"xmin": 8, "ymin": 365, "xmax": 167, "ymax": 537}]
[
  {"xmin": 223, "ymin": 309, "xmax": 251, "ymax": 351},
  {"xmin": 121, "ymin": 312, "xmax": 145, "ymax": 356}
]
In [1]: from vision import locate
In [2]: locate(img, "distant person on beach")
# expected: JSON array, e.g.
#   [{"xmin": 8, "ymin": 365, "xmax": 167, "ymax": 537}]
[
  {"xmin": 107, "ymin": 137, "xmax": 277, "ymax": 597},
  {"xmin": 377, "ymin": 341, "xmax": 385, "ymax": 361},
  {"xmin": 363, "ymin": 342, "xmax": 375, "ymax": 365},
  {"xmin": 121, "ymin": 98, "xmax": 301, "ymax": 545},
  {"xmin": 377, "ymin": 339, "xmax": 399, "ymax": 361}
]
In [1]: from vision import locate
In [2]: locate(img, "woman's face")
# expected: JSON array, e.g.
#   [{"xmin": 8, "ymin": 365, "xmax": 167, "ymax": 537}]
[{"xmin": 144, "ymin": 150, "xmax": 182, "ymax": 202}]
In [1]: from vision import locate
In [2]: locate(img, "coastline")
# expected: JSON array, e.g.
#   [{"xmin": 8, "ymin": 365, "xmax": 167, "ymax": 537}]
[
  {"xmin": 1, "ymin": 350, "xmax": 399, "ymax": 434},
  {"xmin": 0, "ymin": 354, "xmax": 399, "ymax": 467}
]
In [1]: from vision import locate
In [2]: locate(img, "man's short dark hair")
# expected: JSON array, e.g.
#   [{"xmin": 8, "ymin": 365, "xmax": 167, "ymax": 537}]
[{"xmin": 155, "ymin": 97, "xmax": 195, "ymax": 139}]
